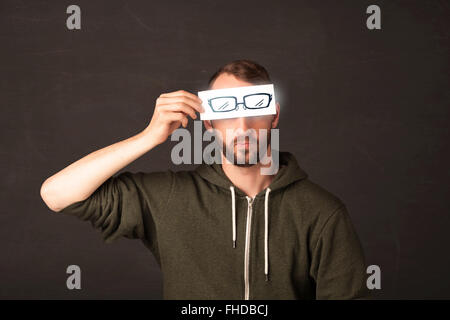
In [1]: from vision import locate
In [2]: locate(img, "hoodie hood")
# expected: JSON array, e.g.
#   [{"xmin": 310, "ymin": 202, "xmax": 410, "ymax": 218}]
[
  {"xmin": 195, "ymin": 150, "xmax": 308, "ymax": 198},
  {"xmin": 195, "ymin": 150, "xmax": 308, "ymax": 285}
]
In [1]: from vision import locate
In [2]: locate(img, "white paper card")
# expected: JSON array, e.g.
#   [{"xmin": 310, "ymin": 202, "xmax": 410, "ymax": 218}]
[{"xmin": 198, "ymin": 84, "xmax": 276, "ymax": 120}]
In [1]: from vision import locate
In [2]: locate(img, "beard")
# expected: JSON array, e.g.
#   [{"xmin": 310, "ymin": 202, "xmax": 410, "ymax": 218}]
[{"xmin": 221, "ymin": 130, "xmax": 271, "ymax": 167}]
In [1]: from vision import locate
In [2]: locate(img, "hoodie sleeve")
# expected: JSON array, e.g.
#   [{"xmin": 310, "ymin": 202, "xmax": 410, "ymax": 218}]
[
  {"xmin": 310, "ymin": 204, "xmax": 371, "ymax": 299},
  {"xmin": 58, "ymin": 170, "xmax": 174, "ymax": 250}
]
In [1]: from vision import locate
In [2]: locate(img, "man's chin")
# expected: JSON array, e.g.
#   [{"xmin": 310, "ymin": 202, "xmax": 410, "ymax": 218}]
[
  {"xmin": 226, "ymin": 150, "xmax": 260, "ymax": 167},
  {"xmin": 234, "ymin": 162, "xmax": 257, "ymax": 168},
  {"xmin": 221, "ymin": 142, "xmax": 261, "ymax": 166}
]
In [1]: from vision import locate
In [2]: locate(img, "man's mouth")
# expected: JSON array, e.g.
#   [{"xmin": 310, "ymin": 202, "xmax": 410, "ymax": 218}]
[
  {"xmin": 236, "ymin": 143, "xmax": 249, "ymax": 148},
  {"xmin": 234, "ymin": 137, "xmax": 256, "ymax": 146},
  {"xmin": 235, "ymin": 140, "xmax": 251, "ymax": 147}
]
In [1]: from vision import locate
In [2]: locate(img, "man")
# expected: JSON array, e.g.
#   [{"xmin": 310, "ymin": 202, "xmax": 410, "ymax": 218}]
[{"xmin": 40, "ymin": 59, "xmax": 369, "ymax": 299}]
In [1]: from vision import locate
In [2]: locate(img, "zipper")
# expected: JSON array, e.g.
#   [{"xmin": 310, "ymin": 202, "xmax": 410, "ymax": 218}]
[{"xmin": 244, "ymin": 196, "xmax": 255, "ymax": 300}]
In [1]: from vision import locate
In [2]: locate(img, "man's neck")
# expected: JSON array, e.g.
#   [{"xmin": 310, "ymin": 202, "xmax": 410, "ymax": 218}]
[{"xmin": 221, "ymin": 151, "xmax": 276, "ymax": 198}]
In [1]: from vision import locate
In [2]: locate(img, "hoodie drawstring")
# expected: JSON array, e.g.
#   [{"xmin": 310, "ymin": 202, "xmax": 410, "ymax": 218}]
[
  {"xmin": 264, "ymin": 187, "xmax": 271, "ymax": 281},
  {"xmin": 230, "ymin": 186, "xmax": 237, "ymax": 248},
  {"xmin": 229, "ymin": 186, "xmax": 272, "ymax": 282}
]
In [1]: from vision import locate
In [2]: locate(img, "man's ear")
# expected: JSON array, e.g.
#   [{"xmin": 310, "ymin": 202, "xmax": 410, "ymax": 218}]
[{"xmin": 271, "ymin": 102, "xmax": 280, "ymax": 128}]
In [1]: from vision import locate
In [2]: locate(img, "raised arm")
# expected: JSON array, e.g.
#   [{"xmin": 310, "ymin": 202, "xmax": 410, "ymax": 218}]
[{"xmin": 40, "ymin": 90, "xmax": 204, "ymax": 212}]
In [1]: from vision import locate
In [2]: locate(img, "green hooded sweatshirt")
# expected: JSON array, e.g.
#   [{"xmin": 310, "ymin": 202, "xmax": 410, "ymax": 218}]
[{"xmin": 59, "ymin": 151, "xmax": 370, "ymax": 299}]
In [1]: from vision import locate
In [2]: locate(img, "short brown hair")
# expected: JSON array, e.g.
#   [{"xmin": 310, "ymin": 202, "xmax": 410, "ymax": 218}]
[{"xmin": 208, "ymin": 59, "xmax": 271, "ymax": 88}]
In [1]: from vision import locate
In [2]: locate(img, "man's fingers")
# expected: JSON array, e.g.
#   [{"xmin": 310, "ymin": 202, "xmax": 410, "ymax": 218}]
[
  {"xmin": 158, "ymin": 103, "xmax": 197, "ymax": 119},
  {"xmin": 164, "ymin": 111, "xmax": 188, "ymax": 126},
  {"xmin": 157, "ymin": 95, "xmax": 204, "ymax": 114},
  {"xmin": 159, "ymin": 91, "xmax": 204, "ymax": 113},
  {"xmin": 160, "ymin": 90, "xmax": 200, "ymax": 102}
]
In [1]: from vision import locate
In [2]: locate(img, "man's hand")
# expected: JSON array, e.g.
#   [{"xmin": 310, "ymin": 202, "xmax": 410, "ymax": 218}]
[{"xmin": 142, "ymin": 90, "xmax": 204, "ymax": 146}]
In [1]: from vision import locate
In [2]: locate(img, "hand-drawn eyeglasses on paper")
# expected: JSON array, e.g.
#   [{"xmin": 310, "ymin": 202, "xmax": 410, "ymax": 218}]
[
  {"xmin": 199, "ymin": 84, "xmax": 276, "ymax": 120},
  {"xmin": 208, "ymin": 93, "xmax": 273, "ymax": 112}
]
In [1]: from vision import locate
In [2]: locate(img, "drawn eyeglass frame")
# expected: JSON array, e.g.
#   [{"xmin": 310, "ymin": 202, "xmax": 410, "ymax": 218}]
[{"xmin": 208, "ymin": 93, "xmax": 273, "ymax": 113}]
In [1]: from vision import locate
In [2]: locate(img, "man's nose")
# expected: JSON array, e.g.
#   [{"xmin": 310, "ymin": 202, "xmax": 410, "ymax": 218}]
[{"xmin": 236, "ymin": 117, "xmax": 251, "ymax": 132}]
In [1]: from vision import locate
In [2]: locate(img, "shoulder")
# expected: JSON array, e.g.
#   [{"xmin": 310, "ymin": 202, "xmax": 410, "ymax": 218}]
[
  {"xmin": 285, "ymin": 178, "xmax": 347, "ymax": 230},
  {"xmin": 138, "ymin": 168, "xmax": 208, "ymax": 189},
  {"xmin": 288, "ymin": 178, "xmax": 344, "ymax": 213}
]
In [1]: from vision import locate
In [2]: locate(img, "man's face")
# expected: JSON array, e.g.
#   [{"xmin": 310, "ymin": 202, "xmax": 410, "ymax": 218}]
[{"xmin": 204, "ymin": 73, "xmax": 280, "ymax": 167}]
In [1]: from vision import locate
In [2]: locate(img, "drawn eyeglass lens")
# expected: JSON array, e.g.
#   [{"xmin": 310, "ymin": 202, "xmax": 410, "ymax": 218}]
[
  {"xmin": 244, "ymin": 94, "xmax": 270, "ymax": 109},
  {"xmin": 210, "ymin": 97, "xmax": 236, "ymax": 112}
]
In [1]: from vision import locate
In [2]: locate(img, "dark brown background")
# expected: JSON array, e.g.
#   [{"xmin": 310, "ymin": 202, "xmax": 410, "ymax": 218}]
[{"xmin": 0, "ymin": 0, "xmax": 448, "ymax": 299}]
